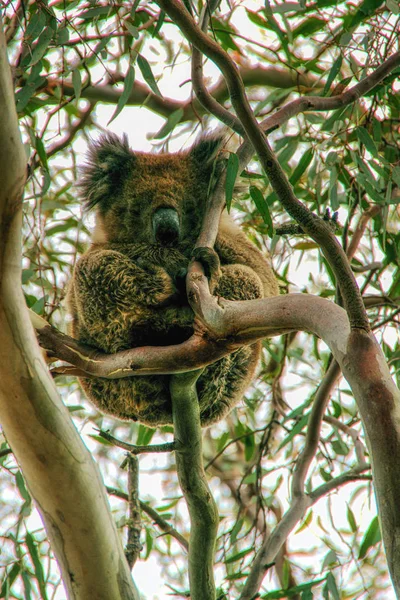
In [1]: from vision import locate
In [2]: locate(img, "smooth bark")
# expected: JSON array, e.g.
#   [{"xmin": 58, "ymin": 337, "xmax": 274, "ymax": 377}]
[{"xmin": 0, "ymin": 18, "xmax": 139, "ymax": 600}]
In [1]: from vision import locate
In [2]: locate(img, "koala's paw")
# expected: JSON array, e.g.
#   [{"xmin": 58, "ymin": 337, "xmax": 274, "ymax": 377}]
[
  {"xmin": 141, "ymin": 264, "xmax": 177, "ymax": 305},
  {"xmin": 192, "ymin": 247, "xmax": 221, "ymax": 294}
]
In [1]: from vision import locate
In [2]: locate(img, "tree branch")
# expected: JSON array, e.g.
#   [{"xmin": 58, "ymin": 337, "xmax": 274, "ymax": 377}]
[
  {"xmin": 155, "ymin": 0, "xmax": 389, "ymax": 331},
  {"xmin": 259, "ymin": 52, "xmax": 400, "ymax": 133},
  {"xmin": 107, "ymin": 487, "xmax": 189, "ymax": 551},
  {"xmin": 0, "ymin": 18, "xmax": 139, "ymax": 600},
  {"xmin": 170, "ymin": 370, "xmax": 219, "ymax": 600}
]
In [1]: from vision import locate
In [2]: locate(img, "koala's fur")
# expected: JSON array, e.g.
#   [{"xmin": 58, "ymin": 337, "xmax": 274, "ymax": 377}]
[{"xmin": 67, "ymin": 133, "xmax": 279, "ymax": 427}]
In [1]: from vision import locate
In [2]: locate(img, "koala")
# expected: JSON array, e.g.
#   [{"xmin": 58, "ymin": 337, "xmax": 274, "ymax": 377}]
[{"xmin": 67, "ymin": 133, "xmax": 279, "ymax": 427}]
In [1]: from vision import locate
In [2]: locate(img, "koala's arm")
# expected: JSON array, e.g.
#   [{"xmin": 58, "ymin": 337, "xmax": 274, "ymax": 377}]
[
  {"xmin": 72, "ymin": 247, "xmax": 176, "ymax": 316},
  {"xmin": 216, "ymin": 216, "xmax": 279, "ymax": 298}
]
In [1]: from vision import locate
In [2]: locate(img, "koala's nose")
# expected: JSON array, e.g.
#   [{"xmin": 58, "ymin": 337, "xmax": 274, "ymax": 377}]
[{"xmin": 152, "ymin": 207, "xmax": 180, "ymax": 246}]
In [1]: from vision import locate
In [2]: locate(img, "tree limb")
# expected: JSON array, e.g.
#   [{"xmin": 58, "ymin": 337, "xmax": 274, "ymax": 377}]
[
  {"xmin": 170, "ymin": 370, "xmax": 219, "ymax": 600},
  {"xmin": 0, "ymin": 18, "xmax": 139, "ymax": 600}
]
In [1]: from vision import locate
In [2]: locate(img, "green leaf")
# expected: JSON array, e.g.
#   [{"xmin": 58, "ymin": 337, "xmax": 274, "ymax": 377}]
[
  {"xmin": 55, "ymin": 24, "xmax": 69, "ymax": 45},
  {"xmin": 30, "ymin": 296, "xmax": 47, "ymax": 315},
  {"xmin": 153, "ymin": 10, "xmax": 166, "ymax": 37},
  {"xmin": 35, "ymin": 136, "xmax": 48, "ymax": 170},
  {"xmin": 261, "ymin": 577, "xmax": 326, "ymax": 598},
  {"xmin": 325, "ymin": 572, "xmax": 340, "ymax": 600},
  {"xmin": 72, "ymin": 69, "xmax": 82, "ymax": 102},
  {"xmin": 347, "ymin": 505, "xmax": 357, "ymax": 532},
  {"xmin": 324, "ymin": 55, "xmax": 342, "ymax": 94},
  {"xmin": 225, "ymin": 547, "xmax": 253, "ymax": 564},
  {"xmin": 225, "ymin": 153, "xmax": 239, "ymax": 212},
  {"xmin": 250, "ymin": 186, "xmax": 274, "ymax": 237},
  {"xmin": 21, "ymin": 569, "xmax": 32, "ymax": 600},
  {"xmin": 108, "ymin": 65, "xmax": 135, "ymax": 125},
  {"xmin": 125, "ymin": 22, "xmax": 139, "ymax": 39},
  {"xmin": 15, "ymin": 471, "xmax": 31, "ymax": 503},
  {"xmin": 80, "ymin": 6, "xmax": 111, "ymax": 19},
  {"xmin": 321, "ymin": 549, "xmax": 338, "ymax": 570},
  {"xmin": 296, "ymin": 510, "xmax": 313, "ymax": 533},
  {"xmin": 230, "ymin": 518, "xmax": 244, "ymax": 543},
  {"xmin": 25, "ymin": 10, "xmax": 47, "ymax": 42},
  {"xmin": 329, "ymin": 167, "xmax": 339, "ymax": 210},
  {"xmin": 359, "ymin": 515, "xmax": 381, "ymax": 558},
  {"xmin": 154, "ymin": 108, "xmax": 184, "ymax": 139},
  {"xmin": 289, "ymin": 148, "xmax": 313, "ymax": 185},
  {"xmin": 244, "ymin": 432, "xmax": 255, "ymax": 462},
  {"xmin": 386, "ymin": 0, "xmax": 400, "ymax": 12},
  {"xmin": 356, "ymin": 126, "xmax": 379, "ymax": 157},
  {"xmin": 25, "ymin": 533, "xmax": 48, "ymax": 600},
  {"xmin": 29, "ymin": 26, "xmax": 54, "ymax": 66},
  {"xmin": 144, "ymin": 526, "xmax": 153, "ymax": 560},
  {"xmin": 0, "ymin": 563, "xmax": 21, "ymax": 598},
  {"xmin": 136, "ymin": 424, "xmax": 155, "ymax": 446},
  {"xmin": 137, "ymin": 54, "xmax": 162, "ymax": 97},
  {"xmin": 278, "ymin": 413, "xmax": 310, "ymax": 450},
  {"xmin": 89, "ymin": 434, "xmax": 113, "ymax": 446},
  {"xmin": 292, "ymin": 17, "xmax": 326, "ymax": 38}
]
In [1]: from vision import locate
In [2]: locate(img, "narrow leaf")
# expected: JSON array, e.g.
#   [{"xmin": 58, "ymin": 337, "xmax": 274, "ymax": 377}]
[
  {"xmin": 289, "ymin": 148, "xmax": 313, "ymax": 185},
  {"xmin": 153, "ymin": 10, "xmax": 165, "ymax": 36},
  {"xmin": 347, "ymin": 505, "xmax": 357, "ymax": 532},
  {"xmin": 72, "ymin": 69, "xmax": 82, "ymax": 102},
  {"xmin": 328, "ymin": 166, "xmax": 339, "ymax": 210},
  {"xmin": 326, "ymin": 572, "xmax": 340, "ymax": 600},
  {"xmin": 15, "ymin": 471, "xmax": 31, "ymax": 503},
  {"xmin": 35, "ymin": 136, "xmax": 48, "ymax": 170},
  {"xmin": 356, "ymin": 126, "xmax": 378, "ymax": 157},
  {"xmin": 278, "ymin": 413, "xmax": 309, "ymax": 450},
  {"xmin": 154, "ymin": 108, "xmax": 184, "ymax": 139},
  {"xmin": 25, "ymin": 533, "xmax": 48, "ymax": 600},
  {"xmin": 137, "ymin": 54, "xmax": 162, "ymax": 97},
  {"xmin": 29, "ymin": 26, "xmax": 54, "ymax": 65},
  {"xmin": 324, "ymin": 55, "xmax": 342, "ymax": 94},
  {"xmin": 225, "ymin": 153, "xmax": 239, "ymax": 212},
  {"xmin": 249, "ymin": 186, "xmax": 273, "ymax": 237},
  {"xmin": 108, "ymin": 65, "xmax": 135, "ymax": 125},
  {"xmin": 359, "ymin": 515, "xmax": 381, "ymax": 559}
]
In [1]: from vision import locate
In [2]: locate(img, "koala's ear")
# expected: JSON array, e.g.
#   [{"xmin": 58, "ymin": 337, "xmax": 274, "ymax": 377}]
[
  {"xmin": 80, "ymin": 133, "xmax": 135, "ymax": 211},
  {"xmin": 189, "ymin": 135, "xmax": 225, "ymax": 167}
]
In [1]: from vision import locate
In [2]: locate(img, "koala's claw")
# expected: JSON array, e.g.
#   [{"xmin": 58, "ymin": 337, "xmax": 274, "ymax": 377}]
[{"xmin": 191, "ymin": 247, "xmax": 221, "ymax": 293}]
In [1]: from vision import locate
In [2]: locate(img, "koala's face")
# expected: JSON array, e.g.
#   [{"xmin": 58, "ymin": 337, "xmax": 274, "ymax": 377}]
[{"xmin": 81, "ymin": 134, "xmax": 223, "ymax": 246}]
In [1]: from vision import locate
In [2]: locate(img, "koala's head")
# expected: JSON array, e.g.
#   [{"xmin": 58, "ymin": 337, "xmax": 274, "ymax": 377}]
[{"xmin": 80, "ymin": 133, "xmax": 224, "ymax": 246}]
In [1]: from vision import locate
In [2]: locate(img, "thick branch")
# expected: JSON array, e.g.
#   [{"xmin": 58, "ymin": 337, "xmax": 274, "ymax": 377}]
[
  {"xmin": 33, "ymin": 295, "xmax": 350, "ymax": 378},
  {"xmin": 57, "ymin": 65, "xmax": 317, "ymax": 123},
  {"xmin": 0, "ymin": 19, "xmax": 139, "ymax": 600},
  {"xmin": 170, "ymin": 370, "xmax": 219, "ymax": 600}
]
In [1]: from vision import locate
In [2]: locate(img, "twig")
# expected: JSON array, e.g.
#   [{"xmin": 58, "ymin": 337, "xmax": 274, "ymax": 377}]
[
  {"xmin": 238, "ymin": 360, "xmax": 341, "ymax": 598},
  {"xmin": 310, "ymin": 468, "xmax": 372, "ymax": 502},
  {"xmin": 123, "ymin": 455, "xmax": 142, "ymax": 569},
  {"xmin": 258, "ymin": 53, "xmax": 400, "ymax": 134},
  {"xmin": 107, "ymin": 487, "xmax": 188, "ymax": 551},
  {"xmin": 324, "ymin": 415, "xmax": 368, "ymax": 467},
  {"xmin": 97, "ymin": 429, "xmax": 176, "ymax": 454}
]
